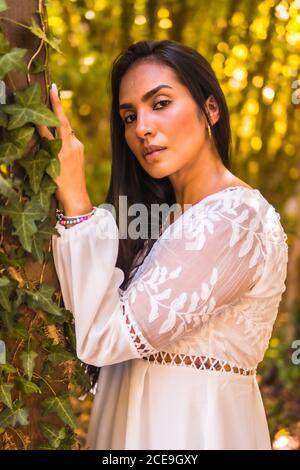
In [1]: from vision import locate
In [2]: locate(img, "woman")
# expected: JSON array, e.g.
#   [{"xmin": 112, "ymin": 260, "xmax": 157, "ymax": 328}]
[{"xmin": 37, "ymin": 40, "xmax": 288, "ymax": 450}]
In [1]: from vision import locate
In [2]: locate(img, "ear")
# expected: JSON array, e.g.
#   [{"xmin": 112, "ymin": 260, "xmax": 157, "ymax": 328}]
[{"xmin": 205, "ymin": 95, "xmax": 220, "ymax": 126}]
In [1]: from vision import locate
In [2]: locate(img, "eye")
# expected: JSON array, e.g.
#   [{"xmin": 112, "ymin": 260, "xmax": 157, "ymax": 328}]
[
  {"xmin": 123, "ymin": 100, "xmax": 171, "ymax": 125},
  {"xmin": 123, "ymin": 113, "xmax": 136, "ymax": 125},
  {"xmin": 153, "ymin": 99, "xmax": 171, "ymax": 109}
]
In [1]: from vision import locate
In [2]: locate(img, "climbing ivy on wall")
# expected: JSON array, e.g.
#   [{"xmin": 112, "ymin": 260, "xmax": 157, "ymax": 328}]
[{"xmin": 0, "ymin": 0, "xmax": 89, "ymax": 450}]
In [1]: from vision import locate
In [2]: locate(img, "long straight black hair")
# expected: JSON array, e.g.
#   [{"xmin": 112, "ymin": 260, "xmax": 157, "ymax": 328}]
[{"xmin": 86, "ymin": 39, "xmax": 232, "ymax": 389}]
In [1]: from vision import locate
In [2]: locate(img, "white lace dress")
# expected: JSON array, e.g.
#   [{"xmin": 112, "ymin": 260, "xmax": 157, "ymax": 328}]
[{"xmin": 51, "ymin": 186, "xmax": 288, "ymax": 450}]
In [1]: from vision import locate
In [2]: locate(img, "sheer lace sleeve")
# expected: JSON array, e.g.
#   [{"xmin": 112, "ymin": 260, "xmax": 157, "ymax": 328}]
[
  {"xmin": 51, "ymin": 196, "xmax": 266, "ymax": 367},
  {"xmin": 122, "ymin": 198, "xmax": 265, "ymax": 352}
]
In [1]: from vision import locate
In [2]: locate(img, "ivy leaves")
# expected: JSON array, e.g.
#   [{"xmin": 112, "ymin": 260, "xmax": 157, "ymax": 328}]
[
  {"xmin": 0, "ymin": 198, "xmax": 46, "ymax": 252},
  {"xmin": 20, "ymin": 351, "xmax": 38, "ymax": 382},
  {"xmin": 29, "ymin": 19, "xmax": 62, "ymax": 55},
  {"xmin": 0, "ymin": 383, "xmax": 13, "ymax": 409},
  {"xmin": 0, "ymin": 84, "xmax": 62, "ymax": 254},
  {"xmin": 42, "ymin": 394, "xmax": 77, "ymax": 429},
  {"xmin": 0, "ymin": 276, "xmax": 79, "ymax": 438},
  {"xmin": 0, "ymin": 68, "xmax": 63, "ymax": 256},
  {"xmin": 0, "ymin": 403, "xmax": 29, "ymax": 430},
  {"xmin": 0, "ymin": 6, "xmax": 85, "ymax": 449},
  {"xmin": 18, "ymin": 136, "xmax": 62, "ymax": 194},
  {"xmin": 0, "ymin": 126, "xmax": 35, "ymax": 164},
  {"xmin": 0, "ymin": 31, "xmax": 9, "ymax": 55},
  {"xmin": 0, "ymin": 6, "xmax": 26, "ymax": 79},
  {"xmin": 40, "ymin": 423, "xmax": 67, "ymax": 449},
  {"xmin": 19, "ymin": 149, "xmax": 52, "ymax": 194},
  {"xmin": 24, "ymin": 284, "xmax": 64, "ymax": 317},
  {"xmin": 0, "ymin": 276, "xmax": 14, "ymax": 312},
  {"xmin": 1, "ymin": 82, "xmax": 60, "ymax": 129},
  {"xmin": 0, "ymin": 48, "xmax": 27, "ymax": 79}
]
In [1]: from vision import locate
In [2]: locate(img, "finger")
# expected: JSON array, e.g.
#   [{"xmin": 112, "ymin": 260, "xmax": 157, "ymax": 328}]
[
  {"xmin": 50, "ymin": 84, "xmax": 72, "ymax": 139},
  {"xmin": 35, "ymin": 124, "xmax": 55, "ymax": 141}
]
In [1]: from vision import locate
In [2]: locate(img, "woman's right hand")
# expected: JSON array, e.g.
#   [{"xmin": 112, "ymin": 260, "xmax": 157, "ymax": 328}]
[{"xmin": 36, "ymin": 84, "xmax": 93, "ymax": 216}]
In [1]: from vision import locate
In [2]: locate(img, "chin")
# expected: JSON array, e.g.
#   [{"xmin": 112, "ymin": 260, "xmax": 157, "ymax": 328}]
[
  {"xmin": 138, "ymin": 162, "xmax": 173, "ymax": 180},
  {"xmin": 134, "ymin": 152, "xmax": 177, "ymax": 179},
  {"xmin": 148, "ymin": 170, "xmax": 171, "ymax": 180}
]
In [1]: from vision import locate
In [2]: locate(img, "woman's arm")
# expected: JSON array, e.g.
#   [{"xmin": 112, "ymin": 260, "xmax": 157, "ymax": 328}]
[{"xmin": 51, "ymin": 198, "xmax": 269, "ymax": 367}]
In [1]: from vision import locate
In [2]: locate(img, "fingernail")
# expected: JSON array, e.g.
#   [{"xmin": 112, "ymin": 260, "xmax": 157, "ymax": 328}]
[{"xmin": 51, "ymin": 83, "xmax": 58, "ymax": 95}]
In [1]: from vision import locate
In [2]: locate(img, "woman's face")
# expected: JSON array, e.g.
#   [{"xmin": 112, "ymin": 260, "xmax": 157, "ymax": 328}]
[{"xmin": 119, "ymin": 60, "xmax": 217, "ymax": 179}]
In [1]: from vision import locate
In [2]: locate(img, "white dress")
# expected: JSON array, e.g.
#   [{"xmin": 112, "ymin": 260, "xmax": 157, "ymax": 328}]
[{"xmin": 51, "ymin": 186, "xmax": 288, "ymax": 450}]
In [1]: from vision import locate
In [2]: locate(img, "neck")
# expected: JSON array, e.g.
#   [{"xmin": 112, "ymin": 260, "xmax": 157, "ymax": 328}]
[{"xmin": 168, "ymin": 145, "xmax": 229, "ymax": 210}]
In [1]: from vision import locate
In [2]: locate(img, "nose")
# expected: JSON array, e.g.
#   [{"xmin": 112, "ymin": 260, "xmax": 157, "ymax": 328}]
[{"xmin": 135, "ymin": 112, "xmax": 156, "ymax": 139}]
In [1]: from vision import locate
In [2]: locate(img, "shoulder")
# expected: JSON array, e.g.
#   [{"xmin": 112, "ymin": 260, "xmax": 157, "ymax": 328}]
[
  {"xmin": 178, "ymin": 187, "xmax": 265, "ymax": 230},
  {"xmin": 189, "ymin": 187, "xmax": 288, "ymax": 247}
]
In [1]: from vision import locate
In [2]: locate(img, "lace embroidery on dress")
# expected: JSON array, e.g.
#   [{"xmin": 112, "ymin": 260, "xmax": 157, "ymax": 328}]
[
  {"xmin": 143, "ymin": 352, "xmax": 257, "ymax": 376},
  {"xmin": 122, "ymin": 304, "xmax": 256, "ymax": 376},
  {"xmin": 122, "ymin": 303, "xmax": 157, "ymax": 356}
]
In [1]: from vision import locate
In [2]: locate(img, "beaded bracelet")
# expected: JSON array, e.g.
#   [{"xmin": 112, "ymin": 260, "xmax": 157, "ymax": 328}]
[{"xmin": 56, "ymin": 206, "xmax": 97, "ymax": 228}]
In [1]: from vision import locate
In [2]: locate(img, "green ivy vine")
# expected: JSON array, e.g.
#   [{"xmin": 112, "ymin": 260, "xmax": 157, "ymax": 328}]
[{"xmin": 0, "ymin": 0, "xmax": 89, "ymax": 450}]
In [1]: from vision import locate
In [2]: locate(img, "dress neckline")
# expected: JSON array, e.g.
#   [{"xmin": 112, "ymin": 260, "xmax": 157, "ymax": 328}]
[{"xmin": 159, "ymin": 185, "xmax": 261, "ymax": 238}]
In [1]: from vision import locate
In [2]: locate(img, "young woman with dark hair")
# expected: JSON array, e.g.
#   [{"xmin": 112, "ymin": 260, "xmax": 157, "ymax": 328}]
[{"xmin": 37, "ymin": 40, "xmax": 288, "ymax": 450}]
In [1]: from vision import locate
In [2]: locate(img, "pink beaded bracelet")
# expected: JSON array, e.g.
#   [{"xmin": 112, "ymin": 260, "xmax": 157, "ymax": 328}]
[{"xmin": 56, "ymin": 207, "xmax": 97, "ymax": 228}]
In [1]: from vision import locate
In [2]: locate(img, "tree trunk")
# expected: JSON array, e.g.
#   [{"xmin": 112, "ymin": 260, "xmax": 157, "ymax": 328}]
[
  {"xmin": 2, "ymin": 0, "xmax": 58, "ymax": 285},
  {"xmin": 1, "ymin": 0, "xmax": 68, "ymax": 449}
]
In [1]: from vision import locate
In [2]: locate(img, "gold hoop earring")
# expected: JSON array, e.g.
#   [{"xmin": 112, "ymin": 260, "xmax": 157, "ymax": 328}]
[{"xmin": 207, "ymin": 124, "xmax": 212, "ymax": 139}]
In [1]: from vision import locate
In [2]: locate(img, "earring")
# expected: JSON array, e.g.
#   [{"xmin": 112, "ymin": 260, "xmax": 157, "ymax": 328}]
[{"xmin": 207, "ymin": 124, "xmax": 212, "ymax": 139}]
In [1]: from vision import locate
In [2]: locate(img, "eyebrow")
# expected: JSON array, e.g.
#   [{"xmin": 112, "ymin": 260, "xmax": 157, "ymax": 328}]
[{"xmin": 119, "ymin": 84, "xmax": 173, "ymax": 110}]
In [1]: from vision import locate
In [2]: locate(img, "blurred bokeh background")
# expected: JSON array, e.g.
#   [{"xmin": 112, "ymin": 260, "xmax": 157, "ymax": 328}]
[{"xmin": 47, "ymin": 0, "xmax": 300, "ymax": 450}]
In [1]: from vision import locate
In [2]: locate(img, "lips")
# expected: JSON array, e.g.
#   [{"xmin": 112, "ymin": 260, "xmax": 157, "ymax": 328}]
[
  {"xmin": 143, "ymin": 145, "xmax": 166, "ymax": 157},
  {"xmin": 143, "ymin": 149, "xmax": 166, "ymax": 162}
]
